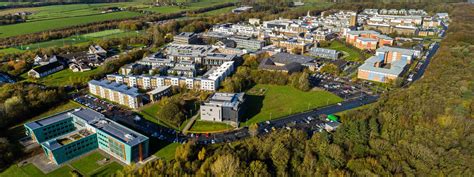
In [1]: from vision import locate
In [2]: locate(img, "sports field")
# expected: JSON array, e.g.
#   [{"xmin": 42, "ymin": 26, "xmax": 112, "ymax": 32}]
[{"xmin": 241, "ymin": 84, "xmax": 343, "ymax": 126}]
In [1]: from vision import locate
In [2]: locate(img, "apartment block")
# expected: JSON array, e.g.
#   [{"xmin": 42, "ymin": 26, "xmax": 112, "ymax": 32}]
[
  {"xmin": 88, "ymin": 80, "xmax": 143, "ymax": 109},
  {"xmin": 107, "ymin": 61, "xmax": 235, "ymax": 91},
  {"xmin": 24, "ymin": 108, "xmax": 149, "ymax": 165}
]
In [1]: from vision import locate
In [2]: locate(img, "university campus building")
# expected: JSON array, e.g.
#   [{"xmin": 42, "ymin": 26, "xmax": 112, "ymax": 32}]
[
  {"xmin": 345, "ymin": 30, "xmax": 393, "ymax": 50},
  {"xmin": 24, "ymin": 108, "xmax": 149, "ymax": 165},
  {"xmin": 357, "ymin": 46, "xmax": 415, "ymax": 83},
  {"xmin": 200, "ymin": 92, "xmax": 245, "ymax": 127}
]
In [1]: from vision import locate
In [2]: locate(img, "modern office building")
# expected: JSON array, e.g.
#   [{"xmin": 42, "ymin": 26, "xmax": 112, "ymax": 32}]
[
  {"xmin": 88, "ymin": 80, "xmax": 143, "ymax": 109},
  {"xmin": 357, "ymin": 46, "xmax": 415, "ymax": 83},
  {"xmin": 24, "ymin": 108, "xmax": 149, "ymax": 165},
  {"xmin": 229, "ymin": 36, "xmax": 265, "ymax": 51},
  {"xmin": 200, "ymin": 92, "xmax": 245, "ymax": 126}
]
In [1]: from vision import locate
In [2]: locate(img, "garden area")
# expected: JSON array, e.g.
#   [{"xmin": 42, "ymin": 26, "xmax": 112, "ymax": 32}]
[{"xmin": 240, "ymin": 84, "xmax": 343, "ymax": 126}]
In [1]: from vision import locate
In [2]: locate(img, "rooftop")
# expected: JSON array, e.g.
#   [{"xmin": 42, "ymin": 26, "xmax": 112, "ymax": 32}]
[{"xmin": 89, "ymin": 80, "xmax": 141, "ymax": 97}]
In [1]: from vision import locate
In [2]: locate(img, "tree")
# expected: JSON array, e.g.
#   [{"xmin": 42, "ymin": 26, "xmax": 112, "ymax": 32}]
[
  {"xmin": 271, "ymin": 141, "xmax": 290, "ymax": 175},
  {"xmin": 211, "ymin": 154, "xmax": 240, "ymax": 177},
  {"xmin": 320, "ymin": 63, "xmax": 340, "ymax": 75},
  {"xmin": 249, "ymin": 123, "xmax": 259, "ymax": 137},
  {"xmin": 249, "ymin": 160, "xmax": 270, "ymax": 176},
  {"xmin": 198, "ymin": 147, "xmax": 206, "ymax": 161}
]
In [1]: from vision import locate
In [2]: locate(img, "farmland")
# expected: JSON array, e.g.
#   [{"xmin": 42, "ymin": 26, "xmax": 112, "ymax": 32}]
[{"xmin": 0, "ymin": 29, "xmax": 143, "ymax": 53}]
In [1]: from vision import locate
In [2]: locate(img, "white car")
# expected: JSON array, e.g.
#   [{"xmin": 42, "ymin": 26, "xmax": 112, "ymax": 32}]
[{"xmin": 337, "ymin": 103, "xmax": 342, "ymax": 106}]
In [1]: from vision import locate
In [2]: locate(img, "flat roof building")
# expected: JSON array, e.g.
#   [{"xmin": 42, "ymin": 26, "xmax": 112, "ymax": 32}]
[
  {"xmin": 24, "ymin": 108, "xmax": 149, "ymax": 165},
  {"xmin": 88, "ymin": 80, "xmax": 143, "ymax": 109},
  {"xmin": 200, "ymin": 92, "xmax": 245, "ymax": 126}
]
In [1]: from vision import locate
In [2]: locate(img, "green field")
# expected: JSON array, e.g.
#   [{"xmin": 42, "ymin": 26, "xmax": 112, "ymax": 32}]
[
  {"xmin": 0, "ymin": 11, "xmax": 142, "ymax": 38},
  {"xmin": 241, "ymin": 84, "xmax": 343, "ymax": 126},
  {"xmin": 138, "ymin": 103, "xmax": 179, "ymax": 129},
  {"xmin": 0, "ymin": 164, "xmax": 73, "ymax": 177},
  {"xmin": 144, "ymin": 0, "xmax": 235, "ymax": 13},
  {"xmin": 195, "ymin": 6, "xmax": 235, "ymax": 17},
  {"xmin": 189, "ymin": 120, "xmax": 233, "ymax": 133},
  {"xmin": 153, "ymin": 142, "xmax": 181, "ymax": 161},
  {"xmin": 328, "ymin": 41, "xmax": 370, "ymax": 62}
]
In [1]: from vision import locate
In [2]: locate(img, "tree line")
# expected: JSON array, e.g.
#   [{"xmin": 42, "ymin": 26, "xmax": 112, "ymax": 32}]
[{"xmin": 116, "ymin": 2, "xmax": 473, "ymax": 176}]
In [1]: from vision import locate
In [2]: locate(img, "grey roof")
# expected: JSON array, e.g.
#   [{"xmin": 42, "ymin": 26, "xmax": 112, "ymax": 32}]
[
  {"xmin": 358, "ymin": 37, "xmax": 378, "ymax": 42},
  {"xmin": 204, "ymin": 92, "xmax": 245, "ymax": 110},
  {"xmin": 89, "ymin": 79, "xmax": 141, "ymax": 97},
  {"xmin": 358, "ymin": 56, "xmax": 407, "ymax": 76},
  {"xmin": 376, "ymin": 46, "xmax": 415, "ymax": 56},
  {"xmin": 205, "ymin": 53, "xmax": 237, "ymax": 60},
  {"xmin": 347, "ymin": 30, "xmax": 380, "ymax": 35},
  {"xmin": 268, "ymin": 53, "xmax": 314, "ymax": 64},
  {"xmin": 27, "ymin": 108, "xmax": 148, "ymax": 149},
  {"xmin": 310, "ymin": 47, "xmax": 340, "ymax": 55},
  {"xmin": 31, "ymin": 61, "xmax": 63, "ymax": 73},
  {"xmin": 25, "ymin": 111, "xmax": 73, "ymax": 130}
]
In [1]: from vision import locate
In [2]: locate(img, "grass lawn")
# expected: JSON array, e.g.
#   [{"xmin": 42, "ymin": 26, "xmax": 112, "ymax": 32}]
[
  {"xmin": 145, "ymin": 0, "xmax": 234, "ymax": 13},
  {"xmin": 194, "ymin": 6, "xmax": 235, "ymax": 17},
  {"xmin": 328, "ymin": 41, "xmax": 368, "ymax": 62},
  {"xmin": 90, "ymin": 162, "xmax": 123, "ymax": 177},
  {"xmin": 0, "ymin": 164, "xmax": 73, "ymax": 177},
  {"xmin": 153, "ymin": 142, "xmax": 180, "ymax": 161},
  {"xmin": 0, "ymin": 11, "xmax": 142, "ymax": 38},
  {"xmin": 70, "ymin": 151, "xmax": 105, "ymax": 175},
  {"xmin": 189, "ymin": 120, "xmax": 233, "ymax": 133},
  {"xmin": 138, "ymin": 103, "xmax": 179, "ymax": 129},
  {"xmin": 1, "ymin": 29, "xmax": 143, "ymax": 54},
  {"xmin": 241, "ymin": 84, "xmax": 343, "ymax": 126}
]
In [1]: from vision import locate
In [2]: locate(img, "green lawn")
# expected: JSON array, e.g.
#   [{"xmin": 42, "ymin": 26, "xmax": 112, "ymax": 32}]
[
  {"xmin": 70, "ymin": 152, "xmax": 105, "ymax": 175},
  {"xmin": 0, "ymin": 11, "xmax": 142, "ymax": 38},
  {"xmin": 189, "ymin": 120, "xmax": 233, "ymax": 133},
  {"xmin": 153, "ymin": 142, "xmax": 180, "ymax": 161},
  {"xmin": 194, "ymin": 6, "xmax": 235, "ymax": 17},
  {"xmin": 0, "ymin": 164, "xmax": 73, "ymax": 177},
  {"xmin": 145, "ymin": 0, "xmax": 234, "ymax": 13},
  {"xmin": 90, "ymin": 162, "xmax": 123, "ymax": 177},
  {"xmin": 241, "ymin": 84, "xmax": 343, "ymax": 126},
  {"xmin": 138, "ymin": 103, "xmax": 179, "ymax": 129},
  {"xmin": 328, "ymin": 41, "xmax": 369, "ymax": 62}
]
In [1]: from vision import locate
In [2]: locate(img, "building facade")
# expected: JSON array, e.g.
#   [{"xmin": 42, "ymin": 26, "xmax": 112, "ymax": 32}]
[
  {"xmin": 88, "ymin": 80, "xmax": 143, "ymax": 109},
  {"xmin": 24, "ymin": 108, "xmax": 149, "ymax": 165},
  {"xmin": 200, "ymin": 92, "xmax": 245, "ymax": 126},
  {"xmin": 357, "ymin": 46, "xmax": 415, "ymax": 83}
]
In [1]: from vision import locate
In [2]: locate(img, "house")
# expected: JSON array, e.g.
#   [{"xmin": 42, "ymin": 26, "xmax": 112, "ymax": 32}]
[
  {"xmin": 309, "ymin": 47, "xmax": 341, "ymax": 60},
  {"xmin": 258, "ymin": 53, "xmax": 314, "ymax": 73},
  {"xmin": 88, "ymin": 45, "xmax": 107, "ymax": 58},
  {"xmin": 34, "ymin": 55, "xmax": 57, "ymax": 66},
  {"xmin": 28, "ymin": 61, "xmax": 65, "ymax": 78},
  {"xmin": 60, "ymin": 51, "xmax": 103, "ymax": 72},
  {"xmin": 357, "ymin": 46, "xmax": 415, "ymax": 83},
  {"xmin": 200, "ymin": 92, "xmax": 245, "ymax": 127},
  {"xmin": 24, "ymin": 108, "xmax": 149, "ymax": 165}
]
